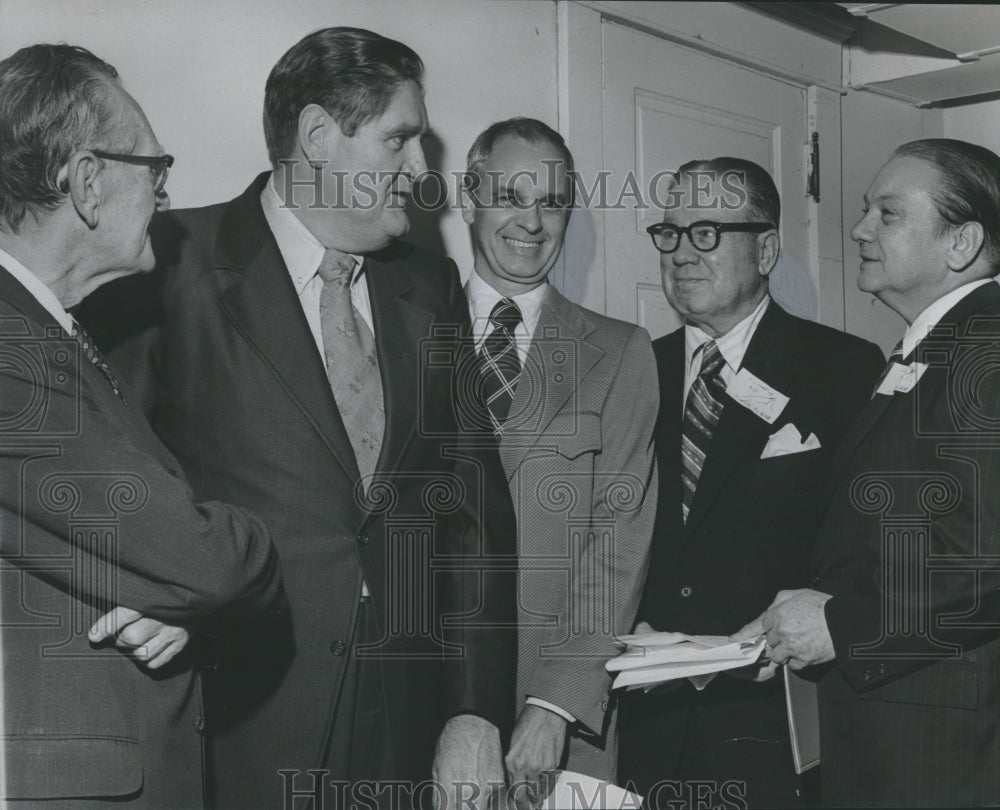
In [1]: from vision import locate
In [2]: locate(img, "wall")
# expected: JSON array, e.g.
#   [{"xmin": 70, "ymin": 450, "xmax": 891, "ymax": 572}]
[
  {"xmin": 0, "ymin": 0, "xmax": 559, "ymax": 277},
  {"xmin": 840, "ymin": 90, "xmax": 942, "ymax": 353},
  {"xmin": 942, "ymin": 97, "xmax": 1000, "ymax": 156}
]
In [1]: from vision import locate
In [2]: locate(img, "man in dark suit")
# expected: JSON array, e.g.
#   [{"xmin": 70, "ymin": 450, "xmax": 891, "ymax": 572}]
[
  {"xmin": 747, "ymin": 139, "xmax": 1000, "ymax": 807},
  {"xmin": 460, "ymin": 119, "xmax": 658, "ymax": 806},
  {"xmin": 0, "ymin": 44, "xmax": 281, "ymax": 808},
  {"xmin": 618, "ymin": 158, "xmax": 883, "ymax": 809},
  {"xmin": 84, "ymin": 27, "xmax": 516, "ymax": 810}
]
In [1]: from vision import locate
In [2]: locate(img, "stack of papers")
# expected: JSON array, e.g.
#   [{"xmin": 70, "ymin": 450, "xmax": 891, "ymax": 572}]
[
  {"xmin": 540, "ymin": 771, "xmax": 642, "ymax": 810},
  {"xmin": 606, "ymin": 631, "xmax": 766, "ymax": 691}
]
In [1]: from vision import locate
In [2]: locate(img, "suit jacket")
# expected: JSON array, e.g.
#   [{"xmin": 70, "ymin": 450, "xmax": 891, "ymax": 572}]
[
  {"xmin": 496, "ymin": 285, "xmax": 657, "ymax": 780},
  {"xmin": 0, "ymin": 266, "xmax": 280, "ymax": 808},
  {"xmin": 620, "ymin": 301, "xmax": 883, "ymax": 799},
  {"xmin": 811, "ymin": 281, "xmax": 1000, "ymax": 807},
  {"xmin": 82, "ymin": 174, "xmax": 517, "ymax": 809}
]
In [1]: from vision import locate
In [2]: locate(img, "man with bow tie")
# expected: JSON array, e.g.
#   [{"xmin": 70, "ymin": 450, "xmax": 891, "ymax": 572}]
[
  {"xmin": 461, "ymin": 117, "xmax": 658, "ymax": 809},
  {"xmin": 619, "ymin": 158, "xmax": 882, "ymax": 809},
  {"xmin": 738, "ymin": 139, "xmax": 1000, "ymax": 807}
]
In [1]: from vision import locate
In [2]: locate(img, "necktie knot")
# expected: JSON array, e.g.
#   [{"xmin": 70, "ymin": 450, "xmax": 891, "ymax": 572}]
[
  {"xmin": 316, "ymin": 249, "xmax": 356, "ymax": 285},
  {"xmin": 489, "ymin": 299, "xmax": 522, "ymax": 333},
  {"xmin": 697, "ymin": 340, "xmax": 725, "ymax": 379},
  {"xmin": 888, "ymin": 339, "xmax": 904, "ymax": 363}
]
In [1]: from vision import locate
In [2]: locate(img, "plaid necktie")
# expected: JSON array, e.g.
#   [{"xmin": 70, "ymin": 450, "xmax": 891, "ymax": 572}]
[
  {"xmin": 681, "ymin": 340, "xmax": 726, "ymax": 522},
  {"xmin": 480, "ymin": 298, "xmax": 522, "ymax": 434},
  {"xmin": 317, "ymin": 249, "xmax": 384, "ymax": 486},
  {"xmin": 872, "ymin": 340, "xmax": 904, "ymax": 397},
  {"xmin": 71, "ymin": 320, "xmax": 126, "ymax": 403}
]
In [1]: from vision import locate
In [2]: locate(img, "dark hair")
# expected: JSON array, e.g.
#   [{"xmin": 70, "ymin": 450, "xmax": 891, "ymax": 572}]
[
  {"xmin": 0, "ymin": 43, "xmax": 128, "ymax": 232},
  {"xmin": 677, "ymin": 156, "xmax": 781, "ymax": 230},
  {"xmin": 892, "ymin": 138, "xmax": 1000, "ymax": 269},
  {"xmin": 263, "ymin": 27, "xmax": 423, "ymax": 167}
]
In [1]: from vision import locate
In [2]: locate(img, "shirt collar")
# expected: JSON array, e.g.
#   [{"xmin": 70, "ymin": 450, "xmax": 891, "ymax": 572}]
[
  {"xmin": 0, "ymin": 245, "xmax": 74, "ymax": 333},
  {"xmin": 261, "ymin": 174, "xmax": 365, "ymax": 293},
  {"xmin": 902, "ymin": 278, "xmax": 995, "ymax": 359},
  {"xmin": 684, "ymin": 295, "xmax": 770, "ymax": 374},
  {"xmin": 467, "ymin": 269, "xmax": 548, "ymax": 341}
]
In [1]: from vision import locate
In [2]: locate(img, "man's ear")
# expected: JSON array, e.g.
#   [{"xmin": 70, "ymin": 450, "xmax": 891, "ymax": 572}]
[
  {"xmin": 61, "ymin": 152, "xmax": 102, "ymax": 229},
  {"xmin": 461, "ymin": 172, "xmax": 480, "ymax": 225},
  {"xmin": 946, "ymin": 221, "xmax": 985, "ymax": 272},
  {"xmin": 297, "ymin": 103, "xmax": 337, "ymax": 166},
  {"xmin": 757, "ymin": 229, "xmax": 780, "ymax": 277}
]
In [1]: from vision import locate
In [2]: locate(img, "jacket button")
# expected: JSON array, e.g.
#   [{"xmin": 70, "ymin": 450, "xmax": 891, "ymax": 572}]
[
  {"xmin": 600, "ymin": 700, "xmax": 608, "ymax": 712},
  {"xmin": 358, "ymin": 533, "xmax": 369, "ymax": 546},
  {"xmin": 680, "ymin": 586, "xmax": 693, "ymax": 597},
  {"xmin": 330, "ymin": 640, "xmax": 347, "ymax": 656}
]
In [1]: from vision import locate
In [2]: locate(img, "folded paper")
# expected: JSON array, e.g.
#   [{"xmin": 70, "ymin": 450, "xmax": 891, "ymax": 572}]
[{"xmin": 760, "ymin": 422, "xmax": 821, "ymax": 459}]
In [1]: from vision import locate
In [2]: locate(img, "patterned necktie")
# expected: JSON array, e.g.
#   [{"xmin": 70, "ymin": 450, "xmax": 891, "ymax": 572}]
[
  {"xmin": 681, "ymin": 340, "xmax": 726, "ymax": 522},
  {"xmin": 480, "ymin": 298, "xmax": 523, "ymax": 434},
  {"xmin": 872, "ymin": 340, "xmax": 904, "ymax": 397},
  {"xmin": 71, "ymin": 320, "xmax": 126, "ymax": 403},
  {"xmin": 317, "ymin": 249, "xmax": 384, "ymax": 486}
]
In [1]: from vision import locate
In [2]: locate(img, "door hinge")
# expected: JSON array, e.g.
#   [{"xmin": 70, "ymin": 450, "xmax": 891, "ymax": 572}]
[{"xmin": 807, "ymin": 132, "xmax": 820, "ymax": 202}]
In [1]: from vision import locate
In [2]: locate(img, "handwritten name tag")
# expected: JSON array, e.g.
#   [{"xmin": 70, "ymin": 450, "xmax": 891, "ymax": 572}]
[
  {"xmin": 727, "ymin": 368, "xmax": 789, "ymax": 423},
  {"xmin": 875, "ymin": 362, "xmax": 928, "ymax": 396}
]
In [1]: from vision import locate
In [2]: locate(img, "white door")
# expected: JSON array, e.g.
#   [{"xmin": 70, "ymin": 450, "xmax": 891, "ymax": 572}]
[{"xmin": 600, "ymin": 20, "xmax": 814, "ymax": 338}]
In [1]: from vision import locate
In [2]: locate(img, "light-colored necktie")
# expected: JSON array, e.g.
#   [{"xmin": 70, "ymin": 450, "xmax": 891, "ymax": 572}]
[
  {"xmin": 317, "ymin": 249, "xmax": 384, "ymax": 486},
  {"xmin": 681, "ymin": 340, "xmax": 726, "ymax": 522}
]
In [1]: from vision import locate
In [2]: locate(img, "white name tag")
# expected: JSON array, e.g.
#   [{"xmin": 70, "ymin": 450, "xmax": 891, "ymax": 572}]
[
  {"xmin": 726, "ymin": 368, "xmax": 790, "ymax": 424},
  {"xmin": 876, "ymin": 362, "xmax": 928, "ymax": 396}
]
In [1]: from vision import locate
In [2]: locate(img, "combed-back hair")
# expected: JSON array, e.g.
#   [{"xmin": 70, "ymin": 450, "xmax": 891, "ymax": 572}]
[{"xmin": 263, "ymin": 27, "xmax": 424, "ymax": 167}]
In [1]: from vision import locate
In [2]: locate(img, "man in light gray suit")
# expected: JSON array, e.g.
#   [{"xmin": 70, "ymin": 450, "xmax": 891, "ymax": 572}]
[{"xmin": 461, "ymin": 118, "xmax": 658, "ymax": 809}]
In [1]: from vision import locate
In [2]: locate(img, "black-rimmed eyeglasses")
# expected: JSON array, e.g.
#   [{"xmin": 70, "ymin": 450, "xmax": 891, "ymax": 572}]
[
  {"xmin": 647, "ymin": 220, "xmax": 773, "ymax": 254},
  {"xmin": 92, "ymin": 150, "xmax": 174, "ymax": 194}
]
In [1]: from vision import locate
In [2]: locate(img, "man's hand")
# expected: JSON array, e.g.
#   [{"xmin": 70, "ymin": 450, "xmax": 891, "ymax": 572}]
[
  {"xmin": 760, "ymin": 589, "xmax": 835, "ymax": 670},
  {"xmin": 505, "ymin": 705, "xmax": 568, "ymax": 810},
  {"xmin": 432, "ymin": 714, "xmax": 504, "ymax": 810},
  {"xmin": 88, "ymin": 606, "xmax": 190, "ymax": 670},
  {"xmin": 728, "ymin": 614, "xmax": 777, "ymax": 682}
]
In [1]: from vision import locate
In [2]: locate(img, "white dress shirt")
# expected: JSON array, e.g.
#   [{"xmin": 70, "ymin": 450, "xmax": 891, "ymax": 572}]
[
  {"xmin": 260, "ymin": 175, "xmax": 372, "ymax": 358},
  {"xmin": 901, "ymin": 278, "xmax": 996, "ymax": 359},
  {"xmin": 682, "ymin": 295, "xmax": 770, "ymax": 410},
  {"xmin": 466, "ymin": 270, "xmax": 548, "ymax": 365},
  {"xmin": 0, "ymin": 246, "xmax": 74, "ymax": 334}
]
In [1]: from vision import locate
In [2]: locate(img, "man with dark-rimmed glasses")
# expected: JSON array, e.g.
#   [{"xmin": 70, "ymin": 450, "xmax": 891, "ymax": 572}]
[{"xmin": 618, "ymin": 157, "xmax": 882, "ymax": 810}]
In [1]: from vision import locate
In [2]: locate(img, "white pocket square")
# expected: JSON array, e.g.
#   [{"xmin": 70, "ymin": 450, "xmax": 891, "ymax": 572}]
[{"xmin": 760, "ymin": 422, "xmax": 821, "ymax": 459}]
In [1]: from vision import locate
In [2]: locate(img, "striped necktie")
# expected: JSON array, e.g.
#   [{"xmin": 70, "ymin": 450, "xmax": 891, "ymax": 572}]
[
  {"xmin": 681, "ymin": 340, "xmax": 726, "ymax": 522},
  {"xmin": 480, "ymin": 298, "xmax": 522, "ymax": 434}
]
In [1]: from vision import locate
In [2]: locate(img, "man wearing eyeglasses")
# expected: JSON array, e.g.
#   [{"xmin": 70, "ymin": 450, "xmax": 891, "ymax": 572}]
[
  {"xmin": 0, "ymin": 44, "xmax": 281, "ymax": 808},
  {"xmin": 618, "ymin": 157, "xmax": 882, "ymax": 809}
]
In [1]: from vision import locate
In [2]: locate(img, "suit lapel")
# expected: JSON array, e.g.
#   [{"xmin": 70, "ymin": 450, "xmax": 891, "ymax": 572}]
[
  {"xmin": 366, "ymin": 257, "xmax": 432, "ymax": 483},
  {"xmin": 656, "ymin": 331, "xmax": 687, "ymax": 532},
  {"xmin": 213, "ymin": 175, "xmax": 361, "ymax": 484},
  {"xmin": 500, "ymin": 286, "xmax": 602, "ymax": 479},
  {"xmin": 828, "ymin": 281, "xmax": 1000, "ymax": 485},
  {"xmin": 684, "ymin": 303, "xmax": 800, "ymax": 536}
]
